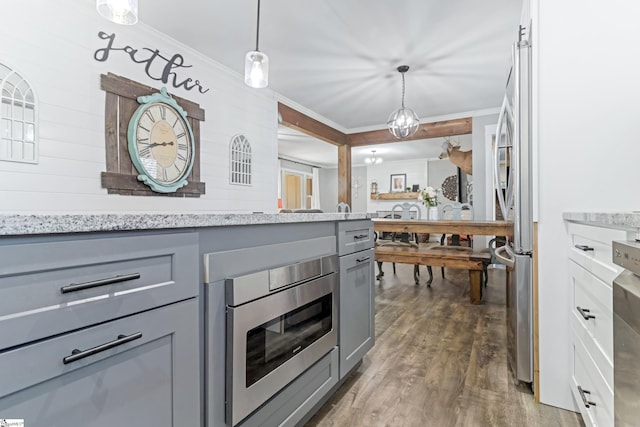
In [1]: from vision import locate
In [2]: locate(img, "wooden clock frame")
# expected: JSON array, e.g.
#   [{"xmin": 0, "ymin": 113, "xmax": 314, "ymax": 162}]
[{"xmin": 100, "ymin": 73, "xmax": 206, "ymax": 197}]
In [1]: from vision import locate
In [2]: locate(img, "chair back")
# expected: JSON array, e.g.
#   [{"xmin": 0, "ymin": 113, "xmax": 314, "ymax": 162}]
[
  {"xmin": 391, "ymin": 202, "xmax": 422, "ymax": 220},
  {"xmin": 336, "ymin": 202, "xmax": 351, "ymax": 213},
  {"xmin": 441, "ymin": 202, "xmax": 473, "ymax": 220}
]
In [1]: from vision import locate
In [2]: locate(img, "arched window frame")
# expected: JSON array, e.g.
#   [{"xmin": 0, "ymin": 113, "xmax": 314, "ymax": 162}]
[
  {"xmin": 229, "ymin": 134, "xmax": 252, "ymax": 186},
  {"xmin": 0, "ymin": 63, "xmax": 38, "ymax": 164}
]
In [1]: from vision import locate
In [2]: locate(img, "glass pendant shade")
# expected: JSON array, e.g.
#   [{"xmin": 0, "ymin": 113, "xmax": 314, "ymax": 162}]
[
  {"xmin": 96, "ymin": 0, "xmax": 138, "ymax": 25},
  {"xmin": 245, "ymin": 0, "xmax": 268, "ymax": 88},
  {"xmin": 387, "ymin": 107, "xmax": 419, "ymax": 139},
  {"xmin": 244, "ymin": 51, "xmax": 269, "ymax": 88}
]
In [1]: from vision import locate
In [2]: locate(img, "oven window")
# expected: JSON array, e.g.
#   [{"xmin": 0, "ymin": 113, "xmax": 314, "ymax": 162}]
[{"xmin": 246, "ymin": 293, "xmax": 333, "ymax": 387}]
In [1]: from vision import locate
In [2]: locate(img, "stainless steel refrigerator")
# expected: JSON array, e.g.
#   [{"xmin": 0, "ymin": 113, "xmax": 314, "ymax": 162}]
[{"xmin": 493, "ymin": 23, "xmax": 533, "ymax": 385}]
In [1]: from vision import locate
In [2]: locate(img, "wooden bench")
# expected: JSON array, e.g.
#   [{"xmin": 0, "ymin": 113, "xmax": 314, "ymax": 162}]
[{"xmin": 374, "ymin": 244, "xmax": 492, "ymax": 305}]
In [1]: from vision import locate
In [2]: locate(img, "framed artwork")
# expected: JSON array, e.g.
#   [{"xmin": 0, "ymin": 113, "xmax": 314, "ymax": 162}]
[{"xmin": 390, "ymin": 173, "xmax": 406, "ymax": 193}]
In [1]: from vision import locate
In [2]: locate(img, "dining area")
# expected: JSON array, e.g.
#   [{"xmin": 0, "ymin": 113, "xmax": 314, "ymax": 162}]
[{"xmin": 373, "ymin": 216, "xmax": 513, "ymax": 304}]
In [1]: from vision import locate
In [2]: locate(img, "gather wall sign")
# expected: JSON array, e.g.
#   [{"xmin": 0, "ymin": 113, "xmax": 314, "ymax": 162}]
[{"xmin": 94, "ymin": 31, "xmax": 210, "ymax": 95}]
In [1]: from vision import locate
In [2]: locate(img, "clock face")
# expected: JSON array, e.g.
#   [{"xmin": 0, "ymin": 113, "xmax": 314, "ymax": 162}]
[{"xmin": 134, "ymin": 102, "xmax": 192, "ymax": 186}]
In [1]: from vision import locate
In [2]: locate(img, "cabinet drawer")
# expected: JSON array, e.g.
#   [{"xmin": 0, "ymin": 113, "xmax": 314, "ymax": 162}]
[
  {"xmin": 567, "ymin": 222, "xmax": 627, "ymax": 284},
  {"xmin": 0, "ymin": 298, "xmax": 200, "ymax": 426},
  {"xmin": 569, "ymin": 260, "xmax": 613, "ymax": 366},
  {"xmin": 570, "ymin": 329, "xmax": 614, "ymax": 427},
  {"xmin": 337, "ymin": 220, "xmax": 373, "ymax": 256},
  {"xmin": 0, "ymin": 232, "xmax": 198, "ymax": 349}
]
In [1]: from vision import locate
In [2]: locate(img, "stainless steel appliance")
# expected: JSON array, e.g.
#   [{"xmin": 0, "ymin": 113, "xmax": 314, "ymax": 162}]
[
  {"xmin": 613, "ymin": 240, "xmax": 640, "ymax": 425},
  {"xmin": 225, "ymin": 255, "xmax": 338, "ymax": 426},
  {"xmin": 493, "ymin": 22, "xmax": 533, "ymax": 384}
]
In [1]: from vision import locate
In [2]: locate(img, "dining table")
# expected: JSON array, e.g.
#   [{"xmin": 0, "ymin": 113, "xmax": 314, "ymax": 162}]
[
  {"xmin": 372, "ymin": 218, "xmax": 513, "ymax": 237},
  {"xmin": 372, "ymin": 218, "xmax": 514, "ymax": 304}
]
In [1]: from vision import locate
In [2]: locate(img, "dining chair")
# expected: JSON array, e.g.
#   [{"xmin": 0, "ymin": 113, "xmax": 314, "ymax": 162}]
[{"xmin": 376, "ymin": 203, "xmax": 435, "ymax": 284}]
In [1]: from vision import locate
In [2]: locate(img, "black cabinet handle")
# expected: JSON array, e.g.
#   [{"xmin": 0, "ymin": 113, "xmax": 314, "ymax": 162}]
[
  {"xmin": 575, "ymin": 244, "xmax": 594, "ymax": 252},
  {"xmin": 353, "ymin": 234, "xmax": 368, "ymax": 240},
  {"xmin": 61, "ymin": 273, "xmax": 141, "ymax": 294},
  {"xmin": 577, "ymin": 385, "xmax": 596, "ymax": 408},
  {"xmin": 577, "ymin": 306, "xmax": 596, "ymax": 320},
  {"xmin": 356, "ymin": 257, "xmax": 370, "ymax": 263},
  {"xmin": 63, "ymin": 332, "xmax": 143, "ymax": 364}
]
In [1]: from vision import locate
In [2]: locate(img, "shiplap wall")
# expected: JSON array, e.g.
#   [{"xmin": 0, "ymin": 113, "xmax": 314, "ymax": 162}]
[{"xmin": 0, "ymin": 0, "xmax": 278, "ymax": 213}]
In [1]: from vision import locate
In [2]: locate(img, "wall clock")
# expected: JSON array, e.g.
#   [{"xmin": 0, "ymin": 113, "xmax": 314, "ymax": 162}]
[
  {"xmin": 100, "ymin": 73, "xmax": 205, "ymax": 197},
  {"xmin": 127, "ymin": 87, "xmax": 195, "ymax": 193}
]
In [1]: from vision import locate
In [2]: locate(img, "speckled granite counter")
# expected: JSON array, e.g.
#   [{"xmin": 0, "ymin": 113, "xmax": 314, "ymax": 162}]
[
  {"xmin": 0, "ymin": 212, "xmax": 371, "ymax": 236},
  {"xmin": 563, "ymin": 212, "xmax": 640, "ymax": 230}
]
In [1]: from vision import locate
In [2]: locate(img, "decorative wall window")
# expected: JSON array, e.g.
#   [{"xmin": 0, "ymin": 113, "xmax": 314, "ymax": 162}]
[
  {"xmin": 0, "ymin": 63, "xmax": 37, "ymax": 163},
  {"xmin": 230, "ymin": 134, "xmax": 252, "ymax": 185}
]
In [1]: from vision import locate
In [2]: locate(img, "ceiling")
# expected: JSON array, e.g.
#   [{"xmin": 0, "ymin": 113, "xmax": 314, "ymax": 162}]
[{"xmin": 140, "ymin": 0, "xmax": 521, "ymax": 165}]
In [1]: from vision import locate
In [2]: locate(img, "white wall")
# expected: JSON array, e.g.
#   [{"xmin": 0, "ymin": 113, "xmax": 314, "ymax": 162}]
[
  {"xmin": 367, "ymin": 158, "xmax": 429, "ymax": 217},
  {"xmin": 351, "ymin": 166, "xmax": 368, "ymax": 213},
  {"xmin": 534, "ymin": 0, "xmax": 640, "ymax": 410},
  {"xmin": 0, "ymin": 0, "xmax": 278, "ymax": 213},
  {"xmin": 318, "ymin": 167, "xmax": 338, "ymax": 212}
]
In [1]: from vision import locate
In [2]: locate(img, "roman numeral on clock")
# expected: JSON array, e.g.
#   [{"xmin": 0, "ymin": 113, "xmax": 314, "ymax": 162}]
[
  {"xmin": 177, "ymin": 152, "xmax": 187, "ymax": 162},
  {"xmin": 145, "ymin": 110, "xmax": 155, "ymax": 123},
  {"xmin": 159, "ymin": 167, "xmax": 168, "ymax": 181},
  {"xmin": 178, "ymin": 142, "xmax": 188, "ymax": 151},
  {"xmin": 139, "ymin": 146, "xmax": 151, "ymax": 157},
  {"xmin": 160, "ymin": 105, "xmax": 166, "ymax": 120}
]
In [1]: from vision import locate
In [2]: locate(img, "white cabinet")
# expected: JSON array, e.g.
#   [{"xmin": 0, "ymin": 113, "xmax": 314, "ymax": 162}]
[{"xmin": 566, "ymin": 221, "xmax": 629, "ymax": 426}]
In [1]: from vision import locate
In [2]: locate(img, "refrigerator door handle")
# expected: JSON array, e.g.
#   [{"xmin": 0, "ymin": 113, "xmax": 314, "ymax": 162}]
[
  {"xmin": 495, "ymin": 245, "xmax": 515, "ymax": 268},
  {"xmin": 494, "ymin": 94, "xmax": 510, "ymax": 219}
]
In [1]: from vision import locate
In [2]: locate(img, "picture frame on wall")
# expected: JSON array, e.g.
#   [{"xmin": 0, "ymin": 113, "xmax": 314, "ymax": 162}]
[{"xmin": 390, "ymin": 173, "xmax": 406, "ymax": 193}]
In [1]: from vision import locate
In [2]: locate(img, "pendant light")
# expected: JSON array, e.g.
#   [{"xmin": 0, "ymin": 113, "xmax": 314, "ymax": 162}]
[
  {"xmin": 387, "ymin": 65, "xmax": 419, "ymax": 139},
  {"xmin": 245, "ymin": 0, "xmax": 269, "ymax": 88},
  {"xmin": 364, "ymin": 150, "xmax": 383, "ymax": 165},
  {"xmin": 96, "ymin": 0, "xmax": 138, "ymax": 25}
]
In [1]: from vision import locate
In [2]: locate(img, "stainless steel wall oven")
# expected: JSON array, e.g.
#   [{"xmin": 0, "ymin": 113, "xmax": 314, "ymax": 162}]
[{"xmin": 225, "ymin": 255, "xmax": 338, "ymax": 426}]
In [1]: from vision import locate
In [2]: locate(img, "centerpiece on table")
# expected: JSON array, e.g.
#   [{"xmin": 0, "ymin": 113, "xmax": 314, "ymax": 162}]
[{"xmin": 419, "ymin": 186, "xmax": 441, "ymax": 220}]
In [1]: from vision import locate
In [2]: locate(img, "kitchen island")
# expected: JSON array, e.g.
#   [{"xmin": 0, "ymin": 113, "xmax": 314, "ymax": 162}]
[{"xmin": 0, "ymin": 212, "xmax": 374, "ymax": 427}]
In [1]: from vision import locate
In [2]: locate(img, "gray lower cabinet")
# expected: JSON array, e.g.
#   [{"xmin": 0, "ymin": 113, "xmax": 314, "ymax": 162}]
[
  {"xmin": 0, "ymin": 298, "xmax": 200, "ymax": 427},
  {"xmin": 338, "ymin": 248, "xmax": 375, "ymax": 378}
]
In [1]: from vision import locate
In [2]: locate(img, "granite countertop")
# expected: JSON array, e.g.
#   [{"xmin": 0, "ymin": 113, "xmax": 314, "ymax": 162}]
[
  {"xmin": 0, "ymin": 212, "xmax": 372, "ymax": 236},
  {"xmin": 563, "ymin": 212, "xmax": 640, "ymax": 229}
]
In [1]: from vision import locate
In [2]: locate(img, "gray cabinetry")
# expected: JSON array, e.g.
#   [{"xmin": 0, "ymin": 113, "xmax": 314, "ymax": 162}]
[
  {"xmin": 337, "ymin": 221, "xmax": 375, "ymax": 379},
  {"xmin": 0, "ymin": 231, "xmax": 200, "ymax": 427},
  {"xmin": 0, "ymin": 299, "xmax": 200, "ymax": 426}
]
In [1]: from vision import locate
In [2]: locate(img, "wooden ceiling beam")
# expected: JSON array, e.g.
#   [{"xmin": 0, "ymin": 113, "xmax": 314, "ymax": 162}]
[
  {"xmin": 347, "ymin": 117, "xmax": 473, "ymax": 147},
  {"xmin": 278, "ymin": 102, "xmax": 348, "ymax": 146}
]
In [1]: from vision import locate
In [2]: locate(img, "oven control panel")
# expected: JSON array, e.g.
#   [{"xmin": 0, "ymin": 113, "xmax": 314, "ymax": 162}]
[{"xmin": 613, "ymin": 240, "xmax": 640, "ymax": 275}]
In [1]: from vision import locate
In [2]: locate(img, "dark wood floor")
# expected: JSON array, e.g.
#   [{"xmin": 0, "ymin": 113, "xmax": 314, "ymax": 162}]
[{"xmin": 306, "ymin": 264, "xmax": 584, "ymax": 427}]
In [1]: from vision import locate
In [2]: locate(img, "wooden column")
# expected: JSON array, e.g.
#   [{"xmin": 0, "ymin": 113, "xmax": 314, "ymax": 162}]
[{"xmin": 338, "ymin": 144, "xmax": 351, "ymax": 207}]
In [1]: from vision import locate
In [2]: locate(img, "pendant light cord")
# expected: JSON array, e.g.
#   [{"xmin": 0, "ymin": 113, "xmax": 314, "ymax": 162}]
[
  {"xmin": 401, "ymin": 72, "xmax": 406, "ymax": 109},
  {"xmin": 255, "ymin": 0, "xmax": 261, "ymax": 51}
]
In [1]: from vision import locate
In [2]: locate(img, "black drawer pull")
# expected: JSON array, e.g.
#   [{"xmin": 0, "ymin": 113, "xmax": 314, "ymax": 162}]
[
  {"xmin": 63, "ymin": 332, "xmax": 143, "ymax": 364},
  {"xmin": 577, "ymin": 306, "xmax": 596, "ymax": 320},
  {"xmin": 61, "ymin": 273, "xmax": 141, "ymax": 294},
  {"xmin": 577, "ymin": 385, "xmax": 596, "ymax": 408},
  {"xmin": 353, "ymin": 234, "xmax": 368, "ymax": 240},
  {"xmin": 574, "ymin": 244, "xmax": 594, "ymax": 252},
  {"xmin": 356, "ymin": 257, "xmax": 370, "ymax": 263}
]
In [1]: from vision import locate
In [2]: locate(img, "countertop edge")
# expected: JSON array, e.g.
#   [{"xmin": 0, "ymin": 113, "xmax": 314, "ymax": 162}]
[
  {"xmin": 563, "ymin": 212, "xmax": 640, "ymax": 230},
  {"xmin": 0, "ymin": 213, "xmax": 372, "ymax": 236}
]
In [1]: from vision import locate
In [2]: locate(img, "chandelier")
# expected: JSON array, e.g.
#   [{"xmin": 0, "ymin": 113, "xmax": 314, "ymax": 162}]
[
  {"xmin": 387, "ymin": 65, "xmax": 419, "ymax": 139},
  {"xmin": 364, "ymin": 150, "xmax": 383, "ymax": 165}
]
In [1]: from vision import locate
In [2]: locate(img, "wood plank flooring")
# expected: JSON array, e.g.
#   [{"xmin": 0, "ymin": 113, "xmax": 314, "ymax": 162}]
[{"xmin": 305, "ymin": 264, "xmax": 584, "ymax": 427}]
